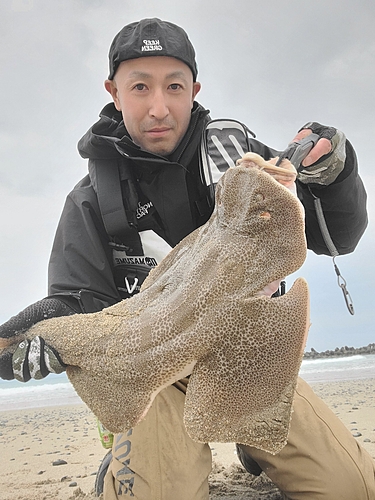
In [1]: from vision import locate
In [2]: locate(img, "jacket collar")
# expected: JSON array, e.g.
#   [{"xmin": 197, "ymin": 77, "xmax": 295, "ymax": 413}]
[{"xmin": 78, "ymin": 101, "xmax": 210, "ymax": 169}]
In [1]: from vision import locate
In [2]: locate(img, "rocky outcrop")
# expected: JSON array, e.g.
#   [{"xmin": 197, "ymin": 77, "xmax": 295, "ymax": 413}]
[{"xmin": 303, "ymin": 343, "xmax": 375, "ymax": 360}]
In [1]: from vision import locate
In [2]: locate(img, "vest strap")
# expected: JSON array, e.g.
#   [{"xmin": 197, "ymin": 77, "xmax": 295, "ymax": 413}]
[{"xmin": 94, "ymin": 158, "xmax": 143, "ymax": 254}]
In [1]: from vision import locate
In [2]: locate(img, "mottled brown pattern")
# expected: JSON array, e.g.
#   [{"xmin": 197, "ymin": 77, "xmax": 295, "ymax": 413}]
[{"xmin": 1, "ymin": 164, "xmax": 309, "ymax": 454}]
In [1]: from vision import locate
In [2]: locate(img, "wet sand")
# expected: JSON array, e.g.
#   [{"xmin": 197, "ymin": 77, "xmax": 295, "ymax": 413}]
[{"xmin": 0, "ymin": 378, "xmax": 374, "ymax": 499}]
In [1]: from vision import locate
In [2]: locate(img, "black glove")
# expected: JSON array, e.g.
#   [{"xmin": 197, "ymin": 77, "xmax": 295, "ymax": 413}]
[
  {"xmin": 0, "ymin": 297, "xmax": 76, "ymax": 381},
  {"xmin": 297, "ymin": 122, "xmax": 346, "ymax": 186}
]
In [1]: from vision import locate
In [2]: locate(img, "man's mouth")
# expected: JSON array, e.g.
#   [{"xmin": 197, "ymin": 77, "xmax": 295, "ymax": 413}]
[{"xmin": 146, "ymin": 127, "xmax": 171, "ymax": 138}]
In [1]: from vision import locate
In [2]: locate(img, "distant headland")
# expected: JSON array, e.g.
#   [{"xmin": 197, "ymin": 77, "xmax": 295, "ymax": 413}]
[{"xmin": 303, "ymin": 343, "xmax": 375, "ymax": 360}]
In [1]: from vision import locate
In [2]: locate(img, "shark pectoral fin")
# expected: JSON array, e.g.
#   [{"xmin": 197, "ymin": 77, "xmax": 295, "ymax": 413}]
[
  {"xmin": 184, "ymin": 277, "xmax": 309, "ymax": 455},
  {"xmin": 66, "ymin": 366, "xmax": 153, "ymax": 434}
]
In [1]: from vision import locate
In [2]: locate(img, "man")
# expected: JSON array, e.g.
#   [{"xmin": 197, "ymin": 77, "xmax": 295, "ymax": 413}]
[{"xmin": 0, "ymin": 18, "xmax": 373, "ymax": 500}]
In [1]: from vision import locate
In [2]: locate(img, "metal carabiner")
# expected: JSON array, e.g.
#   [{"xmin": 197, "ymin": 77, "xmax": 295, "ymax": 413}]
[{"xmin": 333, "ymin": 257, "xmax": 354, "ymax": 315}]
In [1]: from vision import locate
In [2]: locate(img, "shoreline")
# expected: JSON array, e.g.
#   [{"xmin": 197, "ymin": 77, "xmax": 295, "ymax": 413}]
[
  {"xmin": 0, "ymin": 378, "xmax": 374, "ymax": 499},
  {"xmin": 303, "ymin": 343, "xmax": 375, "ymax": 360},
  {"xmin": 1, "ymin": 353, "xmax": 374, "ymax": 414}
]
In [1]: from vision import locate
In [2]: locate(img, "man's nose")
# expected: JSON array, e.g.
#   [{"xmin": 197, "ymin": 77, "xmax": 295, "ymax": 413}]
[{"xmin": 149, "ymin": 89, "xmax": 169, "ymax": 119}]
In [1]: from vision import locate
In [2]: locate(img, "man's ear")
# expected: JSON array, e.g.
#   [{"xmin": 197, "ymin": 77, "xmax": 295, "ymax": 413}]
[
  {"xmin": 104, "ymin": 79, "xmax": 121, "ymax": 111},
  {"xmin": 192, "ymin": 81, "xmax": 201, "ymax": 101}
]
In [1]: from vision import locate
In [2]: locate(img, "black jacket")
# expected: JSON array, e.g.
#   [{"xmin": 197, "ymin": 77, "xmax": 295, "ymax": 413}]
[{"xmin": 48, "ymin": 102, "xmax": 368, "ymax": 312}]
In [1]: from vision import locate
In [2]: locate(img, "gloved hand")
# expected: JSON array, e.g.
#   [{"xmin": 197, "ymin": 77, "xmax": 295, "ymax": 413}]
[
  {"xmin": 11, "ymin": 336, "xmax": 66, "ymax": 382},
  {"xmin": 293, "ymin": 122, "xmax": 346, "ymax": 186},
  {"xmin": 0, "ymin": 297, "xmax": 75, "ymax": 382}
]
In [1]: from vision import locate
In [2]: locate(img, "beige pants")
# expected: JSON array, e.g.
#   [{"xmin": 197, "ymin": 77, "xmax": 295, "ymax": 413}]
[
  {"xmin": 104, "ymin": 378, "xmax": 375, "ymax": 500},
  {"xmin": 103, "ymin": 381, "xmax": 211, "ymax": 500}
]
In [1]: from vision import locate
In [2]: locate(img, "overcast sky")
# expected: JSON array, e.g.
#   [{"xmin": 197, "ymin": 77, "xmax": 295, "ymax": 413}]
[{"xmin": 0, "ymin": 0, "xmax": 374, "ymax": 351}]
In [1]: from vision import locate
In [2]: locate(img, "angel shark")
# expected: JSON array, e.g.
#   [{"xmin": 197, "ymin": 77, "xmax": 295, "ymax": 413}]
[{"xmin": 0, "ymin": 159, "xmax": 309, "ymax": 454}]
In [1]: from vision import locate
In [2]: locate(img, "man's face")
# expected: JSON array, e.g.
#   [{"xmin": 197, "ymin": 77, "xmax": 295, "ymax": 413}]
[{"xmin": 105, "ymin": 56, "xmax": 201, "ymax": 156}]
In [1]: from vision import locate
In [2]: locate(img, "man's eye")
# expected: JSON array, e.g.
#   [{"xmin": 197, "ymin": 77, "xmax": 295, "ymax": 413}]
[
  {"xmin": 169, "ymin": 83, "xmax": 181, "ymax": 90},
  {"xmin": 134, "ymin": 83, "xmax": 146, "ymax": 91}
]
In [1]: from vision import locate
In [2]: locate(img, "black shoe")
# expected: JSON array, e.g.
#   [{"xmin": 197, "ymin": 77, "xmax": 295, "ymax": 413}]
[{"xmin": 236, "ymin": 444, "xmax": 263, "ymax": 476}]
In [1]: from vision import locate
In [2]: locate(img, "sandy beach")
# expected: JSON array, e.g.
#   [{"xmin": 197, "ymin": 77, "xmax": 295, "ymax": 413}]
[{"xmin": 0, "ymin": 378, "xmax": 374, "ymax": 500}]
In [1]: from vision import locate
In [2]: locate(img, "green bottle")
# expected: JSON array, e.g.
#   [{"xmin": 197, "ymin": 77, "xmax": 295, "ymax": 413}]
[{"xmin": 96, "ymin": 418, "xmax": 114, "ymax": 449}]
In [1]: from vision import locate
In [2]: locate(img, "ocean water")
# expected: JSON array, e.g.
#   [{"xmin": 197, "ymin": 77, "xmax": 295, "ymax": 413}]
[
  {"xmin": 0, "ymin": 373, "xmax": 82, "ymax": 411},
  {"xmin": 0, "ymin": 355, "xmax": 374, "ymax": 412},
  {"xmin": 299, "ymin": 353, "xmax": 375, "ymax": 383}
]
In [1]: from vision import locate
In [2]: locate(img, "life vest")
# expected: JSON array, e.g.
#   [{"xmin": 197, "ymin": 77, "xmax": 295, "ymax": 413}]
[{"xmin": 93, "ymin": 119, "xmax": 255, "ymax": 299}]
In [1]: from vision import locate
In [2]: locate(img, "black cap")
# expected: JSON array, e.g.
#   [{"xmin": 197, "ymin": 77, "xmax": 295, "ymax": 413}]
[{"xmin": 108, "ymin": 18, "xmax": 198, "ymax": 81}]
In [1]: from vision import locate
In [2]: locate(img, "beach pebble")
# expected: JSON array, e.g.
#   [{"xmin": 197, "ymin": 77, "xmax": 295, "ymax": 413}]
[
  {"xmin": 52, "ymin": 459, "xmax": 67, "ymax": 466},
  {"xmin": 364, "ymin": 438, "xmax": 371, "ymax": 442},
  {"xmin": 352, "ymin": 432, "xmax": 362, "ymax": 437},
  {"xmin": 37, "ymin": 470, "xmax": 45, "ymax": 475},
  {"xmin": 69, "ymin": 482, "xmax": 78, "ymax": 487}
]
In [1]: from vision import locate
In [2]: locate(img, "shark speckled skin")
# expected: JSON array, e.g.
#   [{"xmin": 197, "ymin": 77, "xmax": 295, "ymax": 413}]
[{"xmin": 0, "ymin": 164, "xmax": 309, "ymax": 454}]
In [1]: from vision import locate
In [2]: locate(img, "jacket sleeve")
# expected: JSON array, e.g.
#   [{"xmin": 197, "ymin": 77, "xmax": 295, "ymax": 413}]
[
  {"xmin": 48, "ymin": 176, "xmax": 122, "ymax": 312},
  {"xmin": 249, "ymin": 137, "xmax": 368, "ymax": 256}
]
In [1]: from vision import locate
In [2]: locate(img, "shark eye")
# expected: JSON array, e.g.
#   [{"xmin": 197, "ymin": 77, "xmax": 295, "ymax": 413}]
[{"xmin": 259, "ymin": 211, "xmax": 271, "ymax": 220}]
